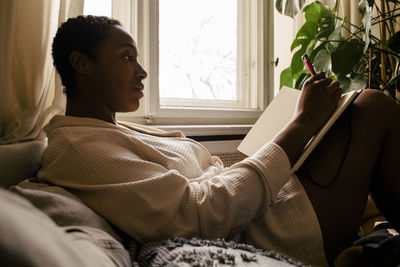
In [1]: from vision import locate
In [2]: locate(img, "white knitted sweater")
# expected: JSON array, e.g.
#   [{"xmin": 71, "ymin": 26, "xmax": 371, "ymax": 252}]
[{"xmin": 38, "ymin": 115, "xmax": 327, "ymax": 266}]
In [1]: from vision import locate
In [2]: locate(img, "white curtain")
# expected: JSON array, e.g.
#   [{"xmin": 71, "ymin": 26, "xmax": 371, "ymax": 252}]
[{"xmin": 0, "ymin": 0, "xmax": 83, "ymax": 144}]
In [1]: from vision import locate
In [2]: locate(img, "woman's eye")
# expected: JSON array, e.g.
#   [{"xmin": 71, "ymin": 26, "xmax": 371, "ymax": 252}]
[{"xmin": 124, "ymin": 55, "xmax": 134, "ymax": 61}]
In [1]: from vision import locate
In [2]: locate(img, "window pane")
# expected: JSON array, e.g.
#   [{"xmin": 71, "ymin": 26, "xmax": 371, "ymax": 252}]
[
  {"xmin": 83, "ymin": 0, "xmax": 112, "ymax": 17},
  {"xmin": 159, "ymin": 0, "xmax": 237, "ymax": 101}
]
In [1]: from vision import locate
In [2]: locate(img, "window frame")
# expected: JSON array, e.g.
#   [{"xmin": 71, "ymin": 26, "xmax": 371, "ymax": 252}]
[{"xmin": 112, "ymin": 0, "xmax": 274, "ymax": 126}]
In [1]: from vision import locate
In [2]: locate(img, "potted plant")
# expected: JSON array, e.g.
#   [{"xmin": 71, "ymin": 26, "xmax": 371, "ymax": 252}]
[{"xmin": 275, "ymin": 0, "xmax": 400, "ymax": 101}]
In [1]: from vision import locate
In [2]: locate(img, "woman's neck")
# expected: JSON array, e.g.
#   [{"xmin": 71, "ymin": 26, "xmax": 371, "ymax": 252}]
[{"xmin": 65, "ymin": 96, "xmax": 116, "ymax": 124}]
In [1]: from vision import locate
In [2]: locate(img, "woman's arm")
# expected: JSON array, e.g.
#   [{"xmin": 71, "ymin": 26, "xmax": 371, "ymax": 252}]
[{"xmin": 38, "ymin": 131, "xmax": 290, "ymax": 243}]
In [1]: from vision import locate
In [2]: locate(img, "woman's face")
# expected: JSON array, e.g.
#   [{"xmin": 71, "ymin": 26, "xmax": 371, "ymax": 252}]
[{"xmin": 90, "ymin": 25, "xmax": 147, "ymax": 113}]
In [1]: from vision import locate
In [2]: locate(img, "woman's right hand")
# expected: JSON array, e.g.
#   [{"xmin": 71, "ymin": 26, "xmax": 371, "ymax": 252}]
[
  {"xmin": 293, "ymin": 72, "xmax": 341, "ymax": 136},
  {"xmin": 272, "ymin": 72, "xmax": 342, "ymax": 166}
]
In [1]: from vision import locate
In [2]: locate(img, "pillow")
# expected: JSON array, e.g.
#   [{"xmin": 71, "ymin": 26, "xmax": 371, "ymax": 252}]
[
  {"xmin": 9, "ymin": 179, "xmax": 125, "ymax": 243},
  {"xmin": 0, "ymin": 187, "xmax": 129, "ymax": 267},
  {"xmin": 0, "ymin": 139, "xmax": 47, "ymax": 188},
  {"xmin": 137, "ymin": 237, "xmax": 306, "ymax": 266}
]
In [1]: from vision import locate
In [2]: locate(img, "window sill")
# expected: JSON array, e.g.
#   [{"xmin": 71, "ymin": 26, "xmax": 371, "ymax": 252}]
[{"xmin": 156, "ymin": 124, "xmax": 252, "ymax": 137}]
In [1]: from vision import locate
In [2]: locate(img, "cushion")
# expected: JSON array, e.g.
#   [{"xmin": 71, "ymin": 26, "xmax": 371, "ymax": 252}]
[
  {"xmin": 0, "ymin": 139, "xmax": 47, "ymax": 188},
  {"xmin": 9, "ymin": 179, "xmax": 126, "ymax": 243},
  {"xmin": 0, "ymin": 187, "xmax": 129, "ymax": 267},
  {"xmin": 137, "ymin": 238, "xmax": 306, "ymax": 266}
]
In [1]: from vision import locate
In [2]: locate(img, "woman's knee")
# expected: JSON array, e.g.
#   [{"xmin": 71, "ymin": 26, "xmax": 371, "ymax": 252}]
[
  {"xmin": 352, "ymin": 89, "xmax": 399, "ymax": 129},
  {"xmin": 355, "ymin": 89, "xmax": 398, "ymax": 113}
]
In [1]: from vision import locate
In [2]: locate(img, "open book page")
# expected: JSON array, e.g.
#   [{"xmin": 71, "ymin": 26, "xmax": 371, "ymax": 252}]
[
  {"xmin": 237, "ymin": 86, "xmax": 360, "ymax": 173},
  {"xmin": 237, "ymin": 87, "xmax": 300, "ymax": 157}
]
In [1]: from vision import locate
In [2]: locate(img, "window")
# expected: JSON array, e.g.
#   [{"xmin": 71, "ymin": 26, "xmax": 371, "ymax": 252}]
[
  {"xmin": 83, "ymin": 0, "xmax": 275, "ymax": 127},
  {"xmin": 83, "ymin": 0, "xmax": 111, "ymax": 17},
  {"xmin": 159, "ymin": 0, "xmax": 238, "ymax": 105}
]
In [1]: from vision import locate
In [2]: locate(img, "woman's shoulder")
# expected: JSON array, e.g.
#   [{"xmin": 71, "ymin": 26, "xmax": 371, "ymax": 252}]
[
  {"xmin": 42, "ymin": 115, "xmax": 123, "ymax": 152},
  {"xmin": 117, "ymin": 121, "xmax": 184, "ymax": 138}
]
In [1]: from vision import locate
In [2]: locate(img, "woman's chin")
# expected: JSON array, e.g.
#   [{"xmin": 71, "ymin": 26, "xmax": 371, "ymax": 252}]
[{"xmin": 118, "ymin": 104, "xmax": 140, "ymax": 113}]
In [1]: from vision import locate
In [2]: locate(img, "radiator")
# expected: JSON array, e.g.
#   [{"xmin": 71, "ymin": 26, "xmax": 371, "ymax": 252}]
[{"xmin": 199, "ymin": 140, "xmax": 247, "ymax": 167}]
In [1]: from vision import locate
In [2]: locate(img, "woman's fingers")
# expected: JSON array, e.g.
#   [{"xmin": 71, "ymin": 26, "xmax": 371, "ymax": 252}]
[
  {"xmin": 295, "ymin": 72, "xmax": 343, "ymax": 134},
  {"xmin": 327, "ymin": 80, "xmax": 342, "ymax": 101},
  {"xmin": 308, "ymin": 73, "xmax": 341, "ymax": 99},
  {"xmin": 312, "ymin": 72, "xmax": 326, "ymax": 80},
  {"xmin": 314, "ymin": 78, "xmax": 333, "ymax": 88},
  {"xmin": 327, "ymin": 80, "xmax": 341, "ymax": 92}
]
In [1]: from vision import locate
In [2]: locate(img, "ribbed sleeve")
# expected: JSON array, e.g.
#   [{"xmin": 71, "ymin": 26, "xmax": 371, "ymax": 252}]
[{"xmin": 243, "ymin": 142, "xmax": 291, "ymax": 205}]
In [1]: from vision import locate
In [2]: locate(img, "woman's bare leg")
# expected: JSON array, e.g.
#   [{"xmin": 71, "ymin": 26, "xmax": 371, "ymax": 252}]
[{"xmin": 296, "ymin": 89, "xmax": 400, "ymax": 263}]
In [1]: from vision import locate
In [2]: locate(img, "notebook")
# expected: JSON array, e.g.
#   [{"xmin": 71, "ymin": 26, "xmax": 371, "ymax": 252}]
[{"xmin": 237, "ymin": 86, "xmax": 361, "ymax": 172}]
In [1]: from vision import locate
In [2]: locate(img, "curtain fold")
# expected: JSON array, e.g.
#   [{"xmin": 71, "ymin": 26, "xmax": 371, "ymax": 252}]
[
  {"xmin": 0, "ymin": 0, "xmax": 83, "ymax": 145},
  {"xmin": 337, "ymin": 0, "xmax": 362, "ymax": 38}
]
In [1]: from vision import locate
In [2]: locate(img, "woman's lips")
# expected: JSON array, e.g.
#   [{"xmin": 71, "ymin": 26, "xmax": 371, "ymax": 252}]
[
  {"xmin": 132, "ymin": 86, "xmax": 144, "ymax": 98},
  {"xmin": 133, "ymin": 84, "xmax": 144, "ymax": 91}
]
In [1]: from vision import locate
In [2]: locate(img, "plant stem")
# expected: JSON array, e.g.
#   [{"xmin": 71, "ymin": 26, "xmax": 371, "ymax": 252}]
[
  {"xmin": 369, "ymin": 48, "xmax": 372, "ymax": 88},
  {"xmin": 372, "ymin": 13, "xmax": 400, "ymax": 28},
  {"xmin": 380, "ymin": 0, "xmax": 388, "ymax": 84},
  {"xmin": 385, "ymin": 0, "xmax": 396, "ymax": 36},
  {"xmin": 369, "ymin": 45, "xmax": 400, "ymax": 58},
  {"xmin": 335, "ymin": 16, "xmax": 363, "ymax": 31},
  {"xmin": 342, "ymin": 25, "xmax": 364, "ymax": 42},
  {"xmin": 336, "ymin": 16, "xmax": 382, "ymax": 44},
  {"xmin": 371, "ymin": 7, "xmax": 400, "ymax": 23}
]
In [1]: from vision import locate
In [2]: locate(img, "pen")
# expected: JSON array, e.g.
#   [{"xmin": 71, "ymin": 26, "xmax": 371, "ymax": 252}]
[{"xmin": 302, "ymin": 53, "xmax": 316, "ymax": 76}]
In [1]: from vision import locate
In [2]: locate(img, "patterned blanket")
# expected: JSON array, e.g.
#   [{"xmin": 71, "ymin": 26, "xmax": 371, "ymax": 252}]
[{"xmin": 136, "ymin": 238, "xmax": 306, "ymax": 266}]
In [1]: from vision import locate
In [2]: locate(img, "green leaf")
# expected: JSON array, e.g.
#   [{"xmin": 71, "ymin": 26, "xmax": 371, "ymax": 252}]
[
  {"xmin": 284, "ymin": 0, "xmax": 299, "ymax": 18},
  {"xmin": 331, "ymin": 38, "xmax": 364, "ymax": 75},
  {"xmin": 280, "ymin": 67, "xmax": 294, "ymax": 88},
  {"xmin": 276, "ymin": 0, "xmax": 308, "ymax": 18},
  {"xmin": 336, "ymin": 73, "xmax": 367, "ymax": 93},
  {"xmin": 358, "ymin": 0, "xmax": 369, "ymax": 14},
  {"xmin": 357, "ymin": 0, "xmax": 374, "ymax": 13},
  {"xmin": 291, "ymin": 49, "xmax": 307, "ymax": 76},
  {"xmin": 314, "ymin": 48, "xmax": 331, "ymax": 73},
  {"xmin": 299, "ymin": 0, "xmax": 306, "ymax": 9},
  {"xmin": 276, "ymin": 0, "xmax": 284, "ymax": 13},
  {"xmin": 304, "ymin": 2, "xmax": 321, "ymax": 24},
  {"xmin": 308, "ymin": 41, "xmax": 326, "ymax": 60},
  {"xmin": 293, "ymin": 68, "xmax": 307, "ymax": 80},
  {"xmin": 295, "ymin": 72, "xmax": 309, "ymax": 90},
  {"xmin": 332, "ymin": 0, "xmax": 339, "ymax": 13},
  {"xmin": 349, "ymin": 73, "xmax": 367, "ymax": 91},
  {"xmin": 328, "ymin": 21, "xmax": 343, "ymax": 48},
  {"xmin": 315, "ymin": 12, "xmax": 335, "ymax": 40},
  {"xmin": 388, "ymin": 31, "xmax": 400, "ymax": 53},
  {"xmin": 296, "ymin": 21, "xmax": 318, "ymax": 39},
  {"xmin": 303, "ymin": 2, "xmax": 335, "ymax": 41},
  {"xmin": 290, "ymin": 38, "xmax": 309, "ymax": 52},
  {"xmin": 306, "ymin": 38, "xmax": 318, "ymax": 54},
  {"xmin": 337, "ymin": 75, "xmax": 351, "ymax": 92},
  {"xmin": 361, "ymin": 5, "xmax": 372, "ymax": 53},
  {"xmin": 386, "ymin": 72, "xmax": 400, "ymax": 89}
]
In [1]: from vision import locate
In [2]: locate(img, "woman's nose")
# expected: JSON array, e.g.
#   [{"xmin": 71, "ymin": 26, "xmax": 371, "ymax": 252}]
[{"xmin": 137, "ymin": 64, "xmax": 147, "ymax": 79}]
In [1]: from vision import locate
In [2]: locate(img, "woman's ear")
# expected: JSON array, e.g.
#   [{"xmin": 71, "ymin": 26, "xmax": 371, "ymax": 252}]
[{"xmin": 69, "ymin": 51, "xmax": 93, "ymax": 75}]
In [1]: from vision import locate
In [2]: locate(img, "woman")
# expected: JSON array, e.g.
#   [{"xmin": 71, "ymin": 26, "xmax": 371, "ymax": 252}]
[{"xmin": 39, "ymin": 15, "xmax": 400, "ymax": 266}]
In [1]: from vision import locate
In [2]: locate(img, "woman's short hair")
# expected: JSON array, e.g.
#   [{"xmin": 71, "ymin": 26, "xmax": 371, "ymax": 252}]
[{"xmin": 52, "ymin": 15, "xmax": 121, "ymax": 97}]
